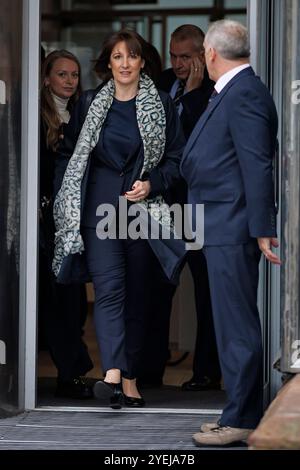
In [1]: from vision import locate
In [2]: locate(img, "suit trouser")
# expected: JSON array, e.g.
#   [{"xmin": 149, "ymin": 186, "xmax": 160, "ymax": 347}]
[
  {"xmin": 138, "ymin": 250, "xmax": 220, "ymax": 383},
  {"xmin": 138, "ymin": 266, "xmax": 175, "ymax": 382},
  {"xmin": 187, "ymin": 250, "xmax": 221, "ymax": 381},
  {"xmin": 202, "ymin": 240, "xmax": 263, "ymax": 428},
  {"xmin": 82, "ymin": 227, "xmax": 156, "ymax": 379}
]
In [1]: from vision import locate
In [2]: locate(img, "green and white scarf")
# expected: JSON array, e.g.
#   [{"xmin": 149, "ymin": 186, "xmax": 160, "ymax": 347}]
[{"xmin": 53, "ymin": 73, "xmax": 173, "ymax": 277}]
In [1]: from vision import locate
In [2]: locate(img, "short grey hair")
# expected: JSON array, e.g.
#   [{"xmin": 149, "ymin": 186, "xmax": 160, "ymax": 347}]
[{"xmin": 205, "ymin": 20, "xmax": 250, "ymax": 59}]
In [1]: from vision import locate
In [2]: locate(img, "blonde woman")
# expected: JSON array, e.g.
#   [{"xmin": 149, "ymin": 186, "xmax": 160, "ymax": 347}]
[{"xmin": 40, "ymin": 50, "xmax": 93, "ymax": 400}]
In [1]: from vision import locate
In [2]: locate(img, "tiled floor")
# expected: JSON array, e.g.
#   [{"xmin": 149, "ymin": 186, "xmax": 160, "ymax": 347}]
[
  {"xmin": 14, "ymin": 308, "xmax": 234, "ymax": 451},
  {"xmin": 37, "ymin": 306, "xmax": 227, "ymax": 413},
  {"xmin": 0, "ymin": 410, "xmax": 247, "ymax": 450}
]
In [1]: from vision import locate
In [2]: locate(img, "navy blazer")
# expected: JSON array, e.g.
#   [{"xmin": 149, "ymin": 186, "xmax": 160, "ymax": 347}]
[
  {"xmin": 158, "ymin": 68, "xmax": 214, "ymax": 208},
  {"xmin": 180, "ymin": 67, "xmax": 278, "ymax": 246},
  {"xmin": 158, "ymin": 68, "xmax": 215, "ymax": 139},
  {"xmin": 53, "ymin": 83, "xmax": 187, "ymax": 284}
]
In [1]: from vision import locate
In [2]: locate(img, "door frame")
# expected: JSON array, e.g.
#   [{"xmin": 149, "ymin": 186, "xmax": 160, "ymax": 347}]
[
  {"xmin": 20, "ymin": 0, "xmax": 281, "ymax": 411},
  {"xmin": 19, "ymin": 0, "xmax": 40, "ymax": 410},
  {"xmin": 247, "ymin": 0, "xmax": 282, "ymax": 402}
]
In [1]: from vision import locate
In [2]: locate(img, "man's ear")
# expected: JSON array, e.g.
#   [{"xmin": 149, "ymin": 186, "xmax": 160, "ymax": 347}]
[
  {"xmin": 205, "ymin": 46, "xmax": 216, "ymax": 64},
  {"xmin": 210, "ymin": 47, "xmax": 217, "ymax": 61}
]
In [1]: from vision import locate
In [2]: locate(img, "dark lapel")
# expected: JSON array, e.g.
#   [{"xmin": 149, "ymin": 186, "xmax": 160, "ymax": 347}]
[{"xmin": 182, "ymin": 67, "xmax": 255, "ymax": 159}]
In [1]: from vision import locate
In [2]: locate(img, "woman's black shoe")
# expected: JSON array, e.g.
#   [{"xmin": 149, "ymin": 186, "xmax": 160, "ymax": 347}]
[
  {"xmin": 93, "ymin": 380, "xmax": 123, "ymax": 409},
  {"xmin": 123, "ymin": 394, "xmax": 146, "ymax": 407}
]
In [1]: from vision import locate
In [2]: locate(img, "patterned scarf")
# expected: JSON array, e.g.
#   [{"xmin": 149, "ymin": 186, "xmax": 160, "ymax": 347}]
[{"xmin": 53, "ymin": 73, "xmax": 171, "ymax": 277}]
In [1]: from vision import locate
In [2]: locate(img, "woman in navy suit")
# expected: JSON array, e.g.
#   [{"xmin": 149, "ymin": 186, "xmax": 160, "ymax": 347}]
[{"xmin": 53, "ymin": 30, "xmax": 186, "ymax": 408}]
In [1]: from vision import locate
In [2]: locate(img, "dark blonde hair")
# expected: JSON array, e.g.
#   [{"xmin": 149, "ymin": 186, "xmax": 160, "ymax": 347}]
[
  {"xmin": 94, "ymin": 29, "xmax": 157, "ymax": 82},
  {"xmin": 41, "ymin": 50, "xmax": 82, "ymax": 150}
]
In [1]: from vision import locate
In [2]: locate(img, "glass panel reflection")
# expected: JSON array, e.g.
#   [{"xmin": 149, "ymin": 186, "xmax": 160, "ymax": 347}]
[{"xmin": 0, "ymin": 0, "xmax": 22, "ymax": 415}]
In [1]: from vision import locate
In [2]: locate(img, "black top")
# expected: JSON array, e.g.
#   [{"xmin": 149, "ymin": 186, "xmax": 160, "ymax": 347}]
[
  {"xmin": 39, "ymin": 120, "xmax": 65, "ymax": 259},
  {"xmin": 40, "ymin": 121, "xmax": 68, "ymax": 200},
  {"xmin": 82, "ymin": 96, "xmax": 142, "ymax": 227},
  {"xmin": 94, "ymin": 96, "xmax": 141, "ymax": 171},
  {"xmin": 40, "ymin": 121, "xmax": 55, "ymax": 200}
]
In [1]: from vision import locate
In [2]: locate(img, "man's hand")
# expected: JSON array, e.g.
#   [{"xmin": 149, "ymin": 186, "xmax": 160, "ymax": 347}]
[
  {"xmin": 124, "ymin": 180, "xmax": 151, "ymax": 202},
  {"xmin": 186, "ymin": 57, "xmax": 205, "ymax": 92},
  {"xmin": 257, "ymin": 237, "xmax": 281, "ymax": 265}
]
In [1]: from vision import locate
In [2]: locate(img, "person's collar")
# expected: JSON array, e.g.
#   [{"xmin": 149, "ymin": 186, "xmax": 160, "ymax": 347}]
[
  {"xmin": 51, "ymin": 92, "xmax": 70, "ymax": 123},
  {"xmin": 215, "ymin": 63, "xmax": 251, "ymax": 93},
  {"xmin": 174, "ymin": 78, "xmax": 186, "ymax": 87}
]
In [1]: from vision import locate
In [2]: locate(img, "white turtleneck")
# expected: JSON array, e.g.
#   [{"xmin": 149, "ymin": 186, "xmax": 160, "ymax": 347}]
[{"xmin": 51, "ymin": 92, "xmax": 70, "ymax": 124}]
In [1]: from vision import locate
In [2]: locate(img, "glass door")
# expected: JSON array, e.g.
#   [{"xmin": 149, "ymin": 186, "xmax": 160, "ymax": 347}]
[
  {"xmin": 0, "ymin": 0, "xmax": 23, "ymax": 415},
  {"xmin": 248, "ymin": 0, "xmax": 283, "ymax": 402}
]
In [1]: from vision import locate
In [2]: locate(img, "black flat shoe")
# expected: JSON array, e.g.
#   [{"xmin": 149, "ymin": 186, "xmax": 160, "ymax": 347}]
[
  {"xmin": 93, "ymin": 380, "xmax": 123, "ymax": 409},
  {"xmin": 55, "ymin": 377, "xmax": 94, "ymax": 399},
  {"xmin": 123, "ymin": 394, "xmax": 146, "ymax": 407},
  {"xmin": 181, "ymin": 376, "xmax": 221, "ymax": 391}
]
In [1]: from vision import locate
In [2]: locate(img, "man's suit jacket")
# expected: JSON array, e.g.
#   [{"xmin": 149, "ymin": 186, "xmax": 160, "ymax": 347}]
[
  {"xmin": 158, "ymin": 68, "xmax": 215, "ymax": 139},
  {"xmin": 158, "ymin": 68, "xmax": 214, "ymax": 207},
  {"xmin": 180, "ymin": 67, "xmax": 278, "ymax": 246}
]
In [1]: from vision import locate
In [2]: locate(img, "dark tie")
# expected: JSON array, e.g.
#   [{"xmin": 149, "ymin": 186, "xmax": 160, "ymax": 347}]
[
  {"xmin": 208, "ymin": 88, "xmax": 218, "ymax": 103},
  {"xmin": 173, "ymin": 81, "xmax": 185, "ymax": 108}
]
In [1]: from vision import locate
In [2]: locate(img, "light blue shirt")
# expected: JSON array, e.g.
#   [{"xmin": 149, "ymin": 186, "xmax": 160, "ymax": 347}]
[{"xmin": 170, "ymin": 79, "xmax": 188, "ymax": 116}]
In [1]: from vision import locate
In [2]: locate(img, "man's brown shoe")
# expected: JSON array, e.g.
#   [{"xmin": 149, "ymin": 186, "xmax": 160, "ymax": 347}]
[
  {"xmin": 200, "ymin": 422, "xmax": 220, "ymax": 433},
  {"xmin": 193, "ymin": 426, "xmax": 253, "ymax": 446}
]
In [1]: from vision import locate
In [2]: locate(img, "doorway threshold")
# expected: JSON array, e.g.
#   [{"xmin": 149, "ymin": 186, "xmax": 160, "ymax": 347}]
[
  {"xmin": 38, "ymin": 379, "xmax": 227, "ymax": 411},
  {"xmin": 35, "ymin": 405, "xmax": 222, "ymax": 415}
]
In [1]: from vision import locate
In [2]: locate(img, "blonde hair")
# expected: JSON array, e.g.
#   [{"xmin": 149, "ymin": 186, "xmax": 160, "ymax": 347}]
[{"xmin": 41, "ymin": 50, "xmax": 82, "ymax": 150}]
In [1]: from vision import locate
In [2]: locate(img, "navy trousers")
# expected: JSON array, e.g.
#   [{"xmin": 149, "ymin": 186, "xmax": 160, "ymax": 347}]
[
  {"xmin": 187, "ymin": 250, "xmax": 221, "ymax": 381},
  {"xmin": 82, "ymin": 228, "xmax": 157, "ymax": 379},
  {"xmin": 138, "ymin": 249, "xmax": 221, "ymax": 384},
  {"xmin": 203, "ymin": 240, "xmax": 263, "ymax": 428}
]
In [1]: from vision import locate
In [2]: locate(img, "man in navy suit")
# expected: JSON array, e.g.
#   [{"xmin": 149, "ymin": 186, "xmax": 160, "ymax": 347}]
[
  {"xmin": 158, "ymin": 24, "xmax": 215, "ymax": 139},
  {"xmin": 181, "ymin": 20, "xmax": 281, "ymax": 446}
]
